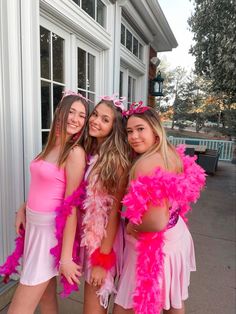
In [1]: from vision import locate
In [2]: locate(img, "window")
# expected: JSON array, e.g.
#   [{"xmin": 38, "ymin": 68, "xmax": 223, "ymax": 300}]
[
  {"xmin": 121, "ymin": 23, "xmax": 144, "ymax": 61},
  {"xmin": 40, "ymin": 26, "xmax": 65, "ymax": 145},
  {"xmin": 72, "ymin": 0, "xmax": 106, "ymax": 27},
  {"xmin": 77, "ymin": 47, "xmax": 96, "ymax": 105},
  {"xmin": 128, "ymin": 76, "xmax": 136, "ymax": 106}
]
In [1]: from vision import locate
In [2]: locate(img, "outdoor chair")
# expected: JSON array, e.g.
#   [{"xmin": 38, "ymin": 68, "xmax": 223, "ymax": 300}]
[
  {"xmin": 185, "ymin": 147, "xmax": 195, "ymax": 156},
  {"xmin": 197, "ymin": 146, "xmax": 222, "ymax": 174}
]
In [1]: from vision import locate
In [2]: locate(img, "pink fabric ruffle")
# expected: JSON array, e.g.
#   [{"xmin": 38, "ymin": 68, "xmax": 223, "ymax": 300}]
[{"xmin": 122, "ymin": 145, "xmax": 206, "ymax": 314}]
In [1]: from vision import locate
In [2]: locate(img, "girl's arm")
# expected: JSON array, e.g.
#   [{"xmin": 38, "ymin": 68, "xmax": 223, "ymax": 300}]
[
  {"xmin": 127, "ymin": 157, "xmax": 169, "ymax": 234},
  {"xmin": 90, "ymin": 172, "xmax": 127, "ymax": 286},
  {"xmin": 60, "ymin": 146, "xmax": 86, "ymax": 285},
  {"xmin": 15, "ymin": 202, "xmax": 26, "ymax": 235}
]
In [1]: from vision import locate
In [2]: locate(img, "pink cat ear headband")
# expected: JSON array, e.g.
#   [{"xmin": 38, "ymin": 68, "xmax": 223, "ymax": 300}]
[
  {"xmin": 99, "ymin": 95, "xmax": 149, "ymax": 117},
  {"xmin": 99, "ymin": 93, "xmax": 126, "ymax": 111},
  {"xmin": 62, "ymin": 90, "xmax": 94, "ymax": 103},
  {"xmin": 63, "ymin": 91, "xmax": 149, "ymax": 116},
  {"xmin": 122, "ymin": 101, "xmax": 149, "ymax": 117}
]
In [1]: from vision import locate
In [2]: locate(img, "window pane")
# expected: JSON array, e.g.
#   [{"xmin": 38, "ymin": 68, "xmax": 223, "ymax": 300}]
[
  {"xmin": 40, "ymin": 27, "xmax": 50, "ymax": 79},
  {"xmin": 133, "ymin": 37, "xmax": 138, "ymax": 57},
  {"xmin": 97, "ymin": 0, "xmax": 105, "ymax": 27},
  {"xmin": 132, "ymin": 78, "xmax": 136, "ymax": 102},
  {"xmin": 139, "ymin": 43, "xmax": 143, "ymax": 60},
  {"xmin": 126, "ymin": 29, "xmax": 132, "ymax": 51},
  {"xmin": 128, "ymin": 76, "xmax": 132, "ymax": 103},
  {"xmin": 41, "ymin": 81, "xmax": 51, "ymax": 129},
  {"xmin": 119, "ymin": 71, "xmax": 123, "ymax": 97},
  {"xmin": 88, "ymin": 92, "xmax": 95, "ymax": 113},
  {"xmin": 72, "ymin": 0, "xmax": 81, "ymax": 5},
  {"xmin": 42, "ymin": 132, "xmax": 49, "ymax": 146},
  {"xmin": 121, "ymin": 24, "xmax": 125, "ymax": 45},
  {"xmin": 78, "ymin": 89, "xmax": 86, "ymax": 97},
  {"xmin": 88, "ymin": 53, "xmax": 95, "ymax": 92},
  {"xmin": 53, "ymin": 84, "xmax": 64, "ymax": 112},
  {"xmin": 78, "ymin": 48, "xmax": 86, "ymax": 89},
  {"xmin": 52, "ymin": 33, "xmax": 64, "ymax": 83},
  {"xmin": 82, "ymin": 0, "xmax": 95, "ymax": 19}
]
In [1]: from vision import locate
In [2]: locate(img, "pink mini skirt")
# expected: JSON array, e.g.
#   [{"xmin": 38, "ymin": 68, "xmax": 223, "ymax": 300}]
[
  {"xmin": 20, "ymin": 208, "xmax": 58, "ymax": 286},
  {"xmin": 115, "ymin": 216, "xmax": 196, "ymax": 310}
]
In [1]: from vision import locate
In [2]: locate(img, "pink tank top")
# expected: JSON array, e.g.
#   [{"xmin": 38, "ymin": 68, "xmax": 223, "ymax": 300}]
[{"xmin": 27, "ymin": 159, "xmax": 66, "ymax": 212}]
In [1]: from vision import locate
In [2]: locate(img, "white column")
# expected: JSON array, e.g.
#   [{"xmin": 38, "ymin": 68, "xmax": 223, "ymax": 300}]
[
  {"xmin": 21, "ymin": 0, "xmax": 41, "ymax": 192},
  {"xmin": 0, "ymin": 0, "xmax": 24, "ymax": 262}
]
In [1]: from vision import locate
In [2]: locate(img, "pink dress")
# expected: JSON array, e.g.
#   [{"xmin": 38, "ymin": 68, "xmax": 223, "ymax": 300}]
[
  {"xmin": 20, "ymin": 159, "xmax": 66, "ymax": 285},
  {"xmin": 115, "ymin": 216, "xmax": 196, "ymax": 310},
  {"xmin": 114, "ymin": 146, "xmax": 206, "ymax": 314}
]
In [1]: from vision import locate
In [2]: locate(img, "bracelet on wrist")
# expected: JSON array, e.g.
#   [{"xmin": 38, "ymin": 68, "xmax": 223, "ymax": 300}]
[
  {"xmin": 59, "ymin": 258, "xmax": 73, "ymax": 265},
  {"xmin": 90, "ymin": 248, "xmax": 116, "ymax": 270}
]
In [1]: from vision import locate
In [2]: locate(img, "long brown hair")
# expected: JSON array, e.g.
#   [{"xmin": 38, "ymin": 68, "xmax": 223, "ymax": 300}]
[
  {"xmin": 38, "ymin": 94, "xmax": 89, "ymax": 166},
  {"xmin": 128, "ymin": 107, "xmax": 183, "ymax": 180},
  {"xmin": 84, "ymin": 100, "xmax": 131, "ymax": 194}
]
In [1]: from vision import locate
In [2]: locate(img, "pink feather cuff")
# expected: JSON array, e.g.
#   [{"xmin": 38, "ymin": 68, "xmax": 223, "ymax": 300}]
[{"xmin": 90, "ymin": 248, "xmax": 116, "ymax": 270}]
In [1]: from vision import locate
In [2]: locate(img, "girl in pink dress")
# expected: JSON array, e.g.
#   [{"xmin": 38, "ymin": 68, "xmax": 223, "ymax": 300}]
[
  {"xmin": 113, "ymin": 104, "xmax": 206, "ymax": 314},
  {"xmin": 1, "ymin": 92, "xmax": 89, "ymax": 314},
  {"xmin": 80, "ymin": 96, "xmax": 130, "ymax": 314}
]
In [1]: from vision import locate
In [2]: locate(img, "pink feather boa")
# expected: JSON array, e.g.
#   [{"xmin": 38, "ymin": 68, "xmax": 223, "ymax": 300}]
[
  {"xmin": 0, "ymin": 183, "xmax": 86, "ymax": 298},
  {"xmin": 50, "ymin": 181, "xmax": 86, "ymax": 297},
  {"xmin": 80, "ymin": 175, "xmax": 116, "ymax": 308},
  {"xmin": 122, "ymin": 145, "xmax": 206, "ymax": 314},
  {"xmin": 0, "ymin": 229, "xmax": 25, "ymax": 283}
]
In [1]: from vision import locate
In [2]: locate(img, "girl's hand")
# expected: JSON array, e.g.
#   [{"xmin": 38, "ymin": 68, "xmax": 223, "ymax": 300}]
[
  {"xmin": 126, "ymin": 222, "xmax": 139, "ymax": 239},
  {"xmin": 90, "ymin": 266, "xmax": 107, "ymax": 288},
  {"xmin": 59, "ymin": 261, "xmax": 81, "ymax": 285},
  {"xmin": 15, "ymin": 205, "xmax": 26, "ymax": 235}
]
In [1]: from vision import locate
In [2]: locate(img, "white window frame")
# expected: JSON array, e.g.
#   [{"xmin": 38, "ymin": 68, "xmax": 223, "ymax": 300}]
[
  {"xmin": 120, "ymin": 66, "xmax": 143, "ymax": 108},
  {"xmin": 75, "ymin": 37, "xmax": 102, "ymax": 104}
]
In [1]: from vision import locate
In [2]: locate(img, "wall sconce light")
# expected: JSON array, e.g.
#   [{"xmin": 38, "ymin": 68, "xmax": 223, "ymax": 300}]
[{"xmin": 150, "ymin": 71, "xmax": 164, "ymax": 97}]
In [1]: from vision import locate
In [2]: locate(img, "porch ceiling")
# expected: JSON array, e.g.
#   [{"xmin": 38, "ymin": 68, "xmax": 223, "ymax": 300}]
[{"xmin": 126, "ymin": 0, "xmax": 178, "ymax": 52}]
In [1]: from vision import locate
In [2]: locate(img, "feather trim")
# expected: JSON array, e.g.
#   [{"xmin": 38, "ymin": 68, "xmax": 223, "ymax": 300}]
[
  {"xmin": 81, "ymin": 176, "xmax": 114, "ymax": 253},
  {"xmin": 0, "ymin": 229, "xmax": 25, "ymax": 283},
  {"xmin": 90, "ymin": 248, "xmax": 116, "ymax": 270},
  {"xmin": 122, "ymin": 146, "xmax": 206, "ymax": 314},
  {"xmin": 50, "ymin": 181, "xmax": 86, "ymax": 297},
  {"xmin": 81, "ymin": 176, "xmax": 115, "ymax": 308}
]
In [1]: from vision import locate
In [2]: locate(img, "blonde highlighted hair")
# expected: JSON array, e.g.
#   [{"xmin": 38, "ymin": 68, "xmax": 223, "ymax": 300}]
[
  {"xmin": 85, "ymin": 100, "xmax": 131, "ymax": 194},
  {"xmin": 128, "ymin": 107, "xmax": 183, "ymax": 180},
  {"xmin": 38, "ymin": 94, "xmax": 89, "ymax": 166}
]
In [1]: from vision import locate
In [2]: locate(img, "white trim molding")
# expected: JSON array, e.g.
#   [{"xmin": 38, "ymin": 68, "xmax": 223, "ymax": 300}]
[
  {"xmin": 0, "ymin": 0, "xmax": 25, "ymax": 261},
  {"xmin": 120, "ymin": 0, "xmax": 178, "ymax": 52},
  {"xmin": 40, "ymin": 0, "xmax": 113, "ymax": 50}
]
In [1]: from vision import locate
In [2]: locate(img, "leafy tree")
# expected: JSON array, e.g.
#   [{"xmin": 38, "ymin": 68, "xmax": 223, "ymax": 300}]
[{"xmin": 188, "ymin": 0, "xmax": 236, "ymax": 100}]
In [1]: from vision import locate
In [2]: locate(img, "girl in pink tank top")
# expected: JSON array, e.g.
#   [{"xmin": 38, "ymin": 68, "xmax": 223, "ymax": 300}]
[{"xmin": 2, "ymin": 92, "xmax": 89, "ymax": 314}]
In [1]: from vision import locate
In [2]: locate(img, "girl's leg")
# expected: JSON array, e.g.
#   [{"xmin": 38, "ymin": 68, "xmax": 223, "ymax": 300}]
[
  {"xmin": 113, "ymin": 304, "xmax": 134, "ymax": 314},
  {"xmin": 39, "ymin": 277, "xmax": 58, "ymax": 314},
  {"xmin": 7, "ymin": 279, "xmax": 51, "ymax": 314},
  {"xmin": 83, "ymin": 282, "xmax": 107, "ymax": 314},
  {"xmin": 163, "ymin": 302, "xmax": 185, "ymax": 314}
]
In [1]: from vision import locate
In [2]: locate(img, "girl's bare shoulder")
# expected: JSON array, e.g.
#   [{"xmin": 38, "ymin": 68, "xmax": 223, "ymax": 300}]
[
  {"xmin": 67, "ymin": 145, "xmax": 86, "ymax": 165},
  {"xmin": 134, "ymin": 153, "xmax": 165, "ymax": 178}
]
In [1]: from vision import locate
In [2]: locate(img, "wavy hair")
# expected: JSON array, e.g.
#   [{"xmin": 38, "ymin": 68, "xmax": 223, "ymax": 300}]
[
  {"xmin": 128, "ymin": 107, "xmax": 183, "ymax": 180},
  {"xmin": 38, "ymin": 94, "xmax": 89, "ymax": 166},
  {"xmin": 84, "ymin": 100, "xmax": 131, "ymax": 194}
]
